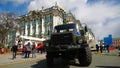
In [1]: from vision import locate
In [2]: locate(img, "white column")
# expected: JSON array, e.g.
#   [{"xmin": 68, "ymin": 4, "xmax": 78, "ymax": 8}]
[
  {"xmin": 36, "ymin": 20, "xmax": 39, "ymax": 35},
  {"xmin": 16, "ymin": 25, "xmax": 20, "ymax": 36},
  {"xmin": 25, "ymin": 23, "xmax": 28, "ymax": 36},
  {"xmin": 30, "ymin": 21, "xmax": 33, "ymax": 35},
  {"xmin": 42, "ymin": 18, "xmax": 45, "ymax": 34}
]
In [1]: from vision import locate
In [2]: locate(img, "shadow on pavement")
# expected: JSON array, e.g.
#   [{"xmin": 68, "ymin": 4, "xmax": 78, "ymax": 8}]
[
  {"xmin": 96, "ymin": 66, "xmax": 120, "ymax": 68},
  {"xmin": 31, "ymin": 59, "xmax": 47, "ymax": 68},
  {"xmin": 31, "ymin": 58, "xmax": 91, "ymax": 68},
  {"xmin": 31, "ymin": 59, "xmax": 70, "ymax": 68}
]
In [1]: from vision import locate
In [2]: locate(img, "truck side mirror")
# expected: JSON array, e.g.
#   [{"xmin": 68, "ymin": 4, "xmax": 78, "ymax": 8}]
[
  {"xmin": 80, "ymin": 30, "xmax": 85, "ymax": 36},
  {"xmin": 84, "ymin": 26, "xmax": 88, "ymax": 32}
]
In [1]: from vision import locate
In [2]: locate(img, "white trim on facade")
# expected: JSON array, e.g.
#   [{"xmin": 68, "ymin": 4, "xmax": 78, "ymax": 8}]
[
  {"xmin": 42, "ymin": 18, "xmax": 45, "ymax": 34},
  {"xmin": 30, "ymin": 21, "xmax": 33, "ymax": 35},
  {"xmin": 36, "ymin": 20, "xmax": 39, "ymax": 35},
  {"xmin": 25, "ymin": 23, "xmax": 28, "ymax": 36}
]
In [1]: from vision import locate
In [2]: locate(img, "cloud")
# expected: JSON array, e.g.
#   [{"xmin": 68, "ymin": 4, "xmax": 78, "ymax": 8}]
[
  {"xmin": 99, "ymin": 17, "xmax": 120, "ymax": 38},
  {"xmin": 0, "ymin": 0, "xmax": 28, "ymax": 5},
  {"xmin": 27, "ymin": 0, "xmax": 87, "ymax": 11},
  {"xmin": 27, "ymin": 0, "xmax": 120, "ymax": 39}
]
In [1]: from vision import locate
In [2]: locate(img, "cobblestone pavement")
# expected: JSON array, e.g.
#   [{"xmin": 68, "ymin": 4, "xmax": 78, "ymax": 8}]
[
  {"xmin": 0, "ymin": 49, "xmax": 119, "ymax": 67},
  {"xmin": 0, "ymin": 53, "xmax": 46, "ymax": 67}
]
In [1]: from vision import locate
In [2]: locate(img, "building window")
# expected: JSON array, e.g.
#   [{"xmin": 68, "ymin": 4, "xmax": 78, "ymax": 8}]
[
  {"xmin": 27, "ymin": 27, "xmax": 30, "ymax": 36},
  {"xmin": 38, "ymin": 24, "xmax": 42, "ymax": 35},
  {"xmin": 45, "ymin": 15, "xmax": 51, "ymax": 24},
  {"xmin": 22, "ymin": 28, "xmax": 25, "ymax": 36},
  {"xmin": 32, "ymin": 26, "xmax": 36, "ymax": 36}
]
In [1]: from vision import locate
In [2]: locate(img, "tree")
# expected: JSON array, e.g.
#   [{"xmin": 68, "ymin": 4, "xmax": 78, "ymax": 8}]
[{"xmin": 0, "ymin": 12, "xmax": 17, "ymax": 47}]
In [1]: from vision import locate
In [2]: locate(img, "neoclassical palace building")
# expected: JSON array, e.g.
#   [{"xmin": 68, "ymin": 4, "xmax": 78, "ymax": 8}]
[{"xmin": 8, "ymin": 4, "xmax": 95, "ymax": 47}]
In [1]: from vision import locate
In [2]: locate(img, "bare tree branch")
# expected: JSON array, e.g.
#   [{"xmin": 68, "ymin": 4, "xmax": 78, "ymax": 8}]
[{"xmin": 0, "ymin": 12, "xmax": 17, "ymax": 45}]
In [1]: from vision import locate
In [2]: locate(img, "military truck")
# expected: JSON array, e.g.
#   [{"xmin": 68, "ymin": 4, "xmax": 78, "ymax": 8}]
[{"xmin": 46, "ymin": 23, "xmax": 92, "ymax": 67}]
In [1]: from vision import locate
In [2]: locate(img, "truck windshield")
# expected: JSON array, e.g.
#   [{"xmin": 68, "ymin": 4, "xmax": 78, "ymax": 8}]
[{"xmin": 55, "ymin": 23, "xmax": 80, "ymax": 35}]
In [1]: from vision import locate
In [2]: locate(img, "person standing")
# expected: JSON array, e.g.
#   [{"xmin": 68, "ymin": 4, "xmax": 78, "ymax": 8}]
[
  {"xmin": 106, "ymin": 45, "xmax": 110, "ymax": 53},
  {"xmin": 100, "ymin": 41, "xmax": 103, "ymax": 53},
  {"xmin": 1, "ymin": 47, "xmax": 4, "ymax": 54},
  {"xmin": 32, "ymin": 42, "xmax": 36, "ymax": 58},
  {"xmin": 25, "ymin": 42, "xmax": 31, "ymax": 58},
  {"xmin": 96, "ymin": 44, "xmax": 99, "ymax": 53},
  {"xmin": 22, "ymin": 44, "xmax": 26, "ymax": 57},
  {"xmin": 11, "ymin": 44, "xmax": 18, "ymax": 60},
  {"xmin": 100, "ymin": 45, "xmax": 103, "ymax": 53},
  {"xmin": 37, "ymin": 42, "xmax": 43, "ymax": 54},
  {"xmin": 39, "ymin": 42, "xmax": 43, "ymax": 54}
]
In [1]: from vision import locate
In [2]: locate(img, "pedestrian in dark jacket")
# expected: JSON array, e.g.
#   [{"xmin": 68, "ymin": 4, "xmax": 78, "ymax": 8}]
[
  {"xmin": 96, "ymin": 44, "xmax": 99, "ymax": 52},
  {"xmin": 100, "ymin": 45, "xmax": 103, "ymax": 53},
  {"xmin": 106, "ymin": 45, "xmax": 110, "ymax": 53},
  {"xmin": 11, "ymin": 44, "xmax": 18, "ymax": 60}
]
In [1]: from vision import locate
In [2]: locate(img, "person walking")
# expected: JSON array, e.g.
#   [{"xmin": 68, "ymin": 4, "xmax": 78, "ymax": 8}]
[
  {"xmin": 11, "ymin": 44, "xmax": 18, "ymax": 60},
  {"xmin": 25, "ymin": 42, "xmax": 31, "ymax": 58},
  {"xmin": 32, "ymin": 42, "xmax": 36, "ymax": 58}
]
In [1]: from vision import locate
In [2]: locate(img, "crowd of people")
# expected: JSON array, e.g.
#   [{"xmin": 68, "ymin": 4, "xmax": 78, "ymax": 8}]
[
  {"xmin": 96, "ymin": 44, "xmax": 110, "ymax": 53},
  {"xmin": 11, "ymin": 42, "xmax": 46, "ymax": 60}
]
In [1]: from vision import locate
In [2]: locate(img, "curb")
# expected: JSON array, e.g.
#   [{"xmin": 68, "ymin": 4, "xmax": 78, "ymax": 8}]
[{"xmin": 94, "ymin": 52, "xmax": 119, "ymax": 56}]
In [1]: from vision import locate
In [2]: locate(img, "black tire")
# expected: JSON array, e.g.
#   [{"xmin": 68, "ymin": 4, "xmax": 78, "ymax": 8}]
[
  {"xmin": 77, "ymin": 45, "xmax": 92, "ymax": 66},
  {"xmin": 46, "ymin": 52, "xmax": 54, "ymax": 67}
]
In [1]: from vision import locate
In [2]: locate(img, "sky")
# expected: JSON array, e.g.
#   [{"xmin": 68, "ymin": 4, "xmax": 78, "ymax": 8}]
[{"xmin": 0, "ymin": 0, "xmax": 120, "ymax": 40}]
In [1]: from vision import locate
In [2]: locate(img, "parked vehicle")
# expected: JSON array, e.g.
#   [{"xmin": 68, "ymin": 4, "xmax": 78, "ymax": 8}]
[{"xmin": 46, "ymin": 23, "xmax": 92, "ymax": 67}]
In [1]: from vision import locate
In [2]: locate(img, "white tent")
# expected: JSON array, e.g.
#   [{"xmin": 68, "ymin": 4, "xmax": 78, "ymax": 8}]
[{"xmin": 20, "ymin": 35, "xmax": 46, "ymax": 41}]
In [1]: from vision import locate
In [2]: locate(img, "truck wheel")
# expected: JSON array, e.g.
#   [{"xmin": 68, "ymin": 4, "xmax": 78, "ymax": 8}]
[
  {"xmin": 77, "ymin": 46, "xmax": 92, "ymax": 66},
  {"xmin": 46, "ymin": 52, "xmax": 54, "ymax": 67}
]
